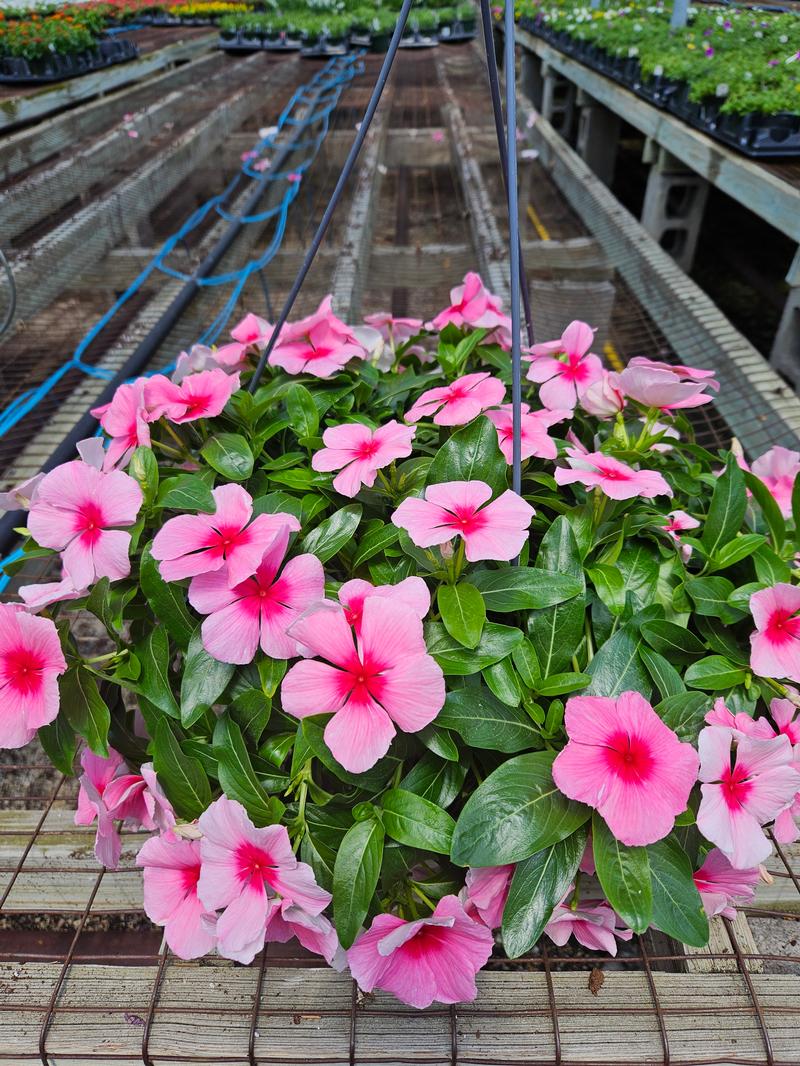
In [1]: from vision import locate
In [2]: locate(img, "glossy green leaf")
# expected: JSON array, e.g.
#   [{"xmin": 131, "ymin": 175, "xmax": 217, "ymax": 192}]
[
  {"xmin": 426, "ymin": 415, "xmax": 507, "ymax": 494},
  {"xmin": 469, "ymin": 567, "xmax": 583, "ymax": 612},
  {"xmin": 333, "ymin": 818, "xmax": 384, "ymax": 949},
  {"xmin": 656, "ymin": 691, "xmax": 713, "ymax": 743},
  {"xmin": 437, "ymin": 686, "xmax": 542, "ymax": 753},
  {"xmin": 302, "ymin": 504, "xmax": 362, "ymax": 562},
  {"xmin": 648, "ymin": 835, "xmax": 709, "ymax": 947},
  {"xmin": 200, "ymin": 432, "xmax": 254, "ymax": 481},
  {"xmin": 140, "ymin": 543, "xmax": 195, "ymax": 649},
  {"xmin": 438, "ymin": 582, "xmax": 486, "ymax": 649},
  {"xmin": 400, "ymin": 754, "xmax": 467, "ymax": 809},
  {"xmin": 156, "ymin": 473, "xmax": 216, "ymax": 513},
  {"xmin": 154, "ymin": 720, "xmax": 211, "ymax": 820},
  {"xmin": 286, "ymin": 383, "xmax": 320, "ymax": 439},
  {"xmin": 640, "ymin": 620, "xmax": 706, "ymax": 663},
  {"xmin": 425, "ymin": 621, "xmax": 523, "ymax": 675},
  {"xmin": 702, "ymin": 455, "xmax": 746, "ymax": 559},
  {"xmin": 180, "ymin": 628, "xmax": 235, "ymax": 727},
  {"xmin": 592, "ymin": 813, "xmax": 652, "ymax": 934},
  {"xmin": 529, "ymin": 518, "xmax": 586, "ymax": 676},
  {"xmin": 60, "ymin": 666, "xmax": 110, "ymax": 757},
  {"xmin": 584, "ymin": 627, "xmax": 651, "ymax": 699},
  {"xmin": 214, "ymin": 716, "xmax": 283, "ymax": 826},
  {"xmin": 684, "ymin": 655, "xmax": 748, "ymax": 691},
  {"xmin": 639, "ymin": 646, "xmax": 685, "ymax": 699},
  {"xmin": 381, "ymin": 788, "xmax": 455, "ymax": 855}
]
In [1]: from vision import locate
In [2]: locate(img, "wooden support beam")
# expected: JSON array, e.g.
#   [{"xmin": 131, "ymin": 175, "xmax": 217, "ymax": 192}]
[{"xmin": 0, "ymin": 51, "xmax": 224, "ymax": 185}]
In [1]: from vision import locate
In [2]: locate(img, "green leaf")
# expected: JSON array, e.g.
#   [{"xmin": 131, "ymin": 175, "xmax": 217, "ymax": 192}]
[
  {"xmin": 684, "ymin": 655, "xmax": 748, "ymax": 691},
  {"xmin": 793, "ymin": 472, "xmax": 800, "ymax": 545},
  {"xmin": 451, "ymin": 751, "xmax": 590, "ymax": 867},
  {"xmin": 136, "ymin": 626, "xmax": 180, "ymax": 719},
  {"xmin": 744, "ymin": 471, "xmax": 785, "ymax": 551},
  {"xmin": 587, "ymin": 564, "xmax": 626, "ymax": 616},
  {"xmin": 483, "ymin": 656, "xmax": 523, "ymax": 706},
  {"xmin": 753, "ymin": 544, "xmax": 792, "ymax": 586},
  {"xmin": 352, "ymin": 523, "xmax": 400, "ymax": 569},
  {"xmin": 258, "ymin": 657, "xmax": 287, "ymax": 697},
  {"xmin": 156, "ymin": 473, "xmax": 216, "ymax": 513},
  {"xmin": 426, "ymin": 621, "xmax": 523, "ymax": 675},
  {"xmin": 301, "ymin": 715, "xmax": 400, "ymax": 792},
  {"xmin": 592, "ymin": 813, "xmax": 652, "ymax": 934},
  {"xmin": 129, "ymin": 446, "xmax": 159, "ymax": 507},
  {"xmin": 529, "ymin": 518, "xmax": 586, "ymax": 676},
  {"xmin": 419, "ymin": 723, "xmax": 459, "ymax": 761},
  {"xmin": 616, "ymin": 542, "xmax": 660, "ymax": 610},
  {"xmin": 469, "ymin": 567, "xmax": 583, "ymax": 611},
  {"xmin": 154, "ymin": 720, "xmax": 211, "ymax": 820},
  {"xmin": 333, "ymin": 818, "xmax": 384, "ymax": 949},
  {"xmin": 38, "ymin": 715, "xmax": 76, "ymax": 776},
  {"xmin": 512, "ymin": 638, "xmax": 541, "ymax": 689},
  {"xmin": 285, "ymin": 383, "xmax": 320, "ymax": 439},
  {"xmin": 502, "ymin": 826, "xmax": 589, "ymax": 957},
  {"xmin": 140, "ymin": 543, "xmax": 195, "ymax": 649},
  {"xmin": 214, "ymin": 716, "xmax": 283, "ymax": 826},
  {"xmin": 639, "ymin": 646, "xmax": 685, "ymax": 699},
  {"xmin": 711, "ymin": 533, "xmax": 765, "ymax": 571},
  {"xmin": 400, "ymin": 754, "xmax": 467, "ymax": 808},
  {"xmin": 640, "ymin": 620, "xmax": 706, "ymax": 663},
  {"xmin": 648, "ymin": 835, "xmax": 709, "ymax": 947},
  {"xmin": 230, "ymin": 689, "xmax": 271, "ymax": 745},
  {"xmin": 180, "ymin": 628, "xmax": 235, "ymax": 728},
  {"xmin": 656, "ymin": 691, "xmax": 711, "ymax": 743},
  {"xmin": 426, "ymin": 416, "xmax": 508, "ymax": 495},
  {"xmin": 685, "ymin": 577, "xmax": 742, "ymax": 623},
  {"xmin": 438, "ymin": 582, "xmax": 486, "ymax": 649},
  {"xmin": 381, "ymin": 789, "xmax": 455, "ymax": 855},
  {"xmin": 59, "ymin": 666, "xmax": 110, "ymax": 756},
  {"xmin": 302, "ymin": 504, "xmax": 362, "ymax": 562},
  {"xmin": 702, "ymin": 455, "xmax": 746, "ymax": 559},
  {"xmin": 200, "ymin": 432, "xmax": 254, "ymax": 481},
  {"xmin": 585, "ymin": 627, "xmax": 651, "ymax": 699},
  {"xmin": 437, "ymin": 686, "xmax": 542, "ymax": 753},
  {"xmin": 535, "ymin": 671, "xmax": 591, "ymax": 697}
]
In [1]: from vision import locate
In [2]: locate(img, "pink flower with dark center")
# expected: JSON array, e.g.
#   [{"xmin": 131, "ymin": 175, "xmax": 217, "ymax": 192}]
[
  {"xmin": 264, "ymin": 898, "xmax": 344, "ymax": 968},
  {"xmin": 172, "ymin": 345, "xmax": 226, "ymax": 382},
  {"xmin": 618, "ymin": 358, "xmax": 718, "ymax": 410},
  {"xmin": 552, "ymin": 691, "xmax": 699, "ymax": 846},
  {"xmin": 555, "ymin": 448, "xmax": 672, "ymax": 501},
  {"xmin": 544, "ymin": 890, "xmax": 633, "ymax": 955},
  {"xmin": 151, "ymin": 483, "xmax": 299, "ymax": 586},
  {"xmin": 363, "ymin": 312, "xmax": 423, "ymax": 347},
  {"xmin": 662, "ymin": 508, "xmax": 700, "ymax": 560},
  {"xmin": 580, "ymin": 370, "xmax": 626, "ymax": 418},
  {"xmin": 19, "ymin": 576, "xmax": 86, "ymax": 612},
  {"xmin": 0, "ymin": 604, "xmax": 66, "ymax": 749},
  {"xmin": 311, "ymin": 420, "xmax": 415, "ymax": 497},
  {"xmin": 697, "ymin": 726, "xmax": 800, "ymax": 867},
  {"xmin": 769, "ymin": 697, "xmax": 800, "ymax": 745},
  {"xmin": 214, "ymin": 312, "xmax": 273, "ymax": 368},
  {"xmin": 462, "ymin": 865, "xmax": 514, "ymax": 929},
  {"xmin": 392, "ymin": 481, "xmax": 535, "ymax": 563},
  {"xmin": 0, "ymin": 472, "xmax": 43, "ymax": 512},
  {"xmin": 705, "ymin": 698, "xmax": 776, "ymax": 740},
  {"xmin": 524, "ymin": 321, "xmax": 603, "ymax": 410},
  {"xmin": 27, "ymin": 460, "xmax": 142, "ymax": 588},
  {"xmin": 405, "ymin": 372, "xmax": 505, "ymax": 427},
  {"xmin": 693, "ymin": 848, "xmax": 761, "ymax": 920},
  {"xmin": 197, "ymin": 796, "xmax": 331, "ymax": 965},
  {"xmin": 338, "ymin": 576, "xmax": 431, "ymax": 635},
  {"xmin": 749, "ymin": 584, "xmax": 800, "ymax": 682},
  {"xmin": 347, "ymin": 895, "xmax": 494, "ymax": 1009},
  {"xmin": 91, "ymin": 380, "xmax": 151, "ymax": 470},
  {"xmin": 750, "ymin": 447, "xmax": 800, "ymax": 519},
  {"xmin": 486, "ymin": 403, "xmax": 569, "ymax": 463},
  {"xmin": 137, "ymin": 832, "xmax": 217, "ymax": 960},
  {"xmin": 144, "ymin": 369, "xmax": 240, "ymax": 424},
  {"xmin": 281, "ymin": 598, "xmax": 445, "ymax": 773},
  {"xmin": 269, "ymin": 295, "xmax": 364, "ymax": 379},
  {"xmin": 429, "ymin": 272, "xmax": 512, "ymax": 348},
  {"xmin": 187, "ymin": 524, "xmax": 324, "ymax": 664}
]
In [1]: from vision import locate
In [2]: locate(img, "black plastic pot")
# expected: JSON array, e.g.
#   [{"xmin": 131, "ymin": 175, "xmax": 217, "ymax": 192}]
[{"xmin": 0, "ymin": 37, "xmax": 137, "ymax": 84}]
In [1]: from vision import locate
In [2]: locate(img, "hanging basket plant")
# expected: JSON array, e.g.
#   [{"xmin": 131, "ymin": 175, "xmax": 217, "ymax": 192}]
[{"xmin": 4, "ymin": 273, "xmax": 800, "ymax": 1007}]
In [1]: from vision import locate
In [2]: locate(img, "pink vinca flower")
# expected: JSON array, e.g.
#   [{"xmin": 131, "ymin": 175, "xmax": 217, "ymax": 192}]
[
  {"xmin": 555, "ymin": 448, "xmax": 672, "ymax": 501},
  {"xmin": 0, "ymin": 604, "xmax": 66, "ymax": 748},
  {"xmin": 269, "ymin": 295, "xmax": 364, "ymax": 379},
  {"xmin": 524, "ymin": 320, "xmax": 603, "ymax": 410},
  {"xmin": 392, "ymin": 481, "xmax": 535, "ymax": 563},
  {"xmin": 545, "ymin": 890, "xmax": 633, "ymax": 956},
  {"xmin": 19, "ymin": 576, "xmax": 85, "ymax": 612},
  {"xmin": 405, "ymin": 372, "xmax": 505, "ymax": 427},
  {"xmin": 0, "ymin": 472, "xmax": 43, "ymax": 512},
  {"xmin": 214, "ymin": 312, "xmax": 273, "ymax": 367},
  {"xmin": 486, "ymin": 403, "xmax": 570, "ymax": 463},
  {"xmin": 282, "ymin": 598, "xmax": 445, "ymax": 773},
  {"xmin": 770, "ymin": 696, "xmax": 800, "ymax": 745},
  {"xmin": 197, "ymin": 797, "xmax": 331, "ymax": 965},
  {"xmin": 145, "ymin": 369, "xmax": 240, "ymax": 424},
  {"xmin": 172, "ymin": 344, "xmax": 220, "ymax": 382},
  {"xmin": 338, "ymin": 576, "xmax": 431, "ymax": 636},
  {"xmin": 264, "ymin": 898, "xmax": 343, "ymax": 968},
  {"xmin": 580, "ymin": 370, "xmax": 625, "ymax": 418},
  {"xmin": 311, "ymin": 420, "xmax": 415, "ymax": 497},
  {"xmin": 188, "ymin": 524, "xmax": 324, "ymax": 664},
  {"xmin": 462, "ymin": 865, "xmax": 514, "ymax": 929},
  {"xmin": 749, "ymin": 584, "xmax": 800, "ymax": 683},
  {"xmin": 705, "ymin": 698, "xmax": 776, "ymax": 740},
  {"xmin": 662, "ymin": 509, "xmax": 700, "ymax": 562},
  {"xmin": 693, "ymin": 848, "xmax": 761, "ymax": 920},
  {"xmin": 429, "ymin": 272, "xmax": 512, "ymax": 348},
  {"xmin": 618, "ymin": 358, "xmax": 718, "ymax": 410},
  {"xmin": 363, "ymin": 312, "xmax": 423, "ymax": 347},
  {"xmin": 27, "ymin": 460, "xmax": 142, "ymax": 588},
  {"xmin": 137, "ymin": 832, "xmax": 217, "ymax": 959},
  {"xmin": 347, "ymin": 895, "xmax": 494, "ymax": 1009},
  {"xmin": 552, "ymin": 691, "xmax": 699, "ymax": 847},
  {"xmin": 90, "ymin": 380, "xmax": 151, "ymax": 470},
  {"xmin": 750, "ymin": 446, "xmax": 800, "ymax": 519},
  {"xmin": 696, "ymin": 726, "xmax": 800, "ymax": 867},
  {"xmin": 151, "ymin": 484, "xmax": 299, "ymax": 586}
]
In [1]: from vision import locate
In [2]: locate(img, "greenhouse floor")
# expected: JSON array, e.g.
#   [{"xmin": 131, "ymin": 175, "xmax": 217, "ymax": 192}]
[{"xmin": 1, "ymin": 34, "xmax": 800, "ymax": 1065}]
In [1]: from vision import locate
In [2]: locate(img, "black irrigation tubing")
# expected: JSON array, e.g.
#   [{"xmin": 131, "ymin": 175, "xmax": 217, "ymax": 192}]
[
  {"xmin": 0, "ymin": 69, "xmax": 340, "ymax": 561},
  {"xmin": 247, "ymin": 0, "xmax": 416, "ymax": 393},
  {"xmin": 478, "ymin": 0, "xmax": 534, "ymax": 350}
]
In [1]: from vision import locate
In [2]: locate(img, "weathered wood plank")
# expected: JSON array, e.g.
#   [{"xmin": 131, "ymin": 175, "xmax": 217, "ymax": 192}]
[
  {"xmin": 0, "ymin": 34, "xmax": 215, "ymax": 132},
  {"xmin": 515, "ymin": 27, "xmax": 800, "ymax": 246},
  {"xmin": 0, "ymin": 963, "xmax": 797, "ymax": 1065},
  {"xmin": 684, "ymin": 913, "xmax": 764, "ymax": 974}
]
